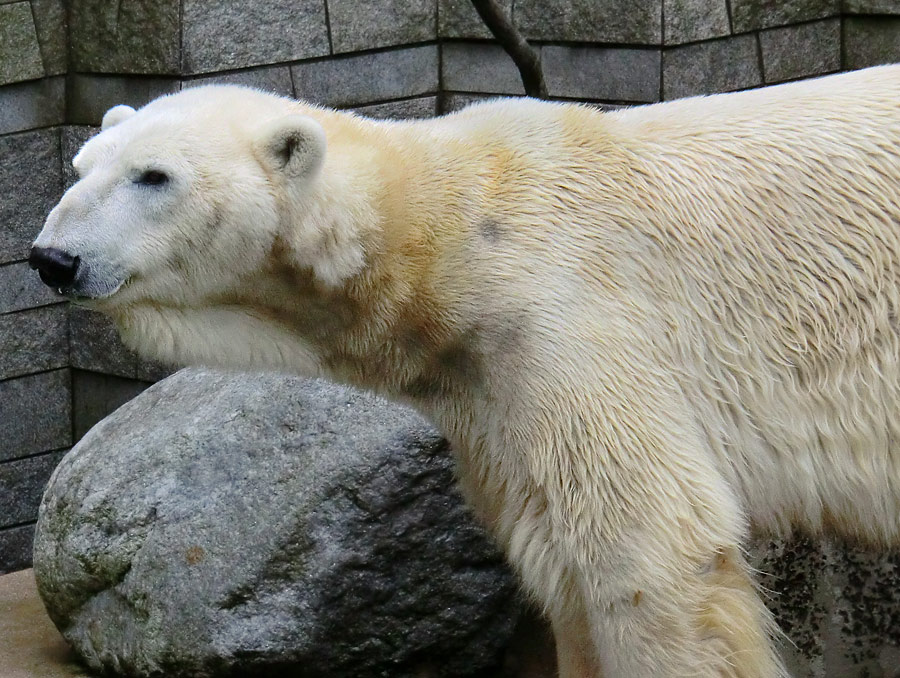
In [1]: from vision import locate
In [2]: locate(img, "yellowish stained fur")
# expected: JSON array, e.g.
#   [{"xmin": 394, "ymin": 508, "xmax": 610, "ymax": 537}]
[{"xmin": 40, "ymin": 65, "xmax": 900, "ymax": 677}]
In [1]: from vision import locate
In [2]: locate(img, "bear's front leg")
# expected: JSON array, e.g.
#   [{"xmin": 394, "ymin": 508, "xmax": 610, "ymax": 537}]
[
  {"xmin": 516, "ymin": 470, "xmax": 784, "ymax": 678},
  {"xmin": 550, "ymin": 598, "xmax": 603, "ymax": 678},
  {"xmin": 584, "ymin": 546, "xmax": 783, "ymax": 678},
  {"xmin": 489, "ymin": 372, "xmax": 787, "ymax": 678}
]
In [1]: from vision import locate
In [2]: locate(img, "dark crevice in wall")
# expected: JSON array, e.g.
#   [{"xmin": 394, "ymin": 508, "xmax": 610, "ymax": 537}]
[
  {"xmin": 323, "ymin": 0, "xmax": 335, "ymax": 56},
  {"xmin": 840, "ymin": 15, "xmax": 847, "ymax": 69},
  {"xmin": 0, "ymin": 300, "xmax": 66, "ymax": 318},
  {"xmin": 288, "ymin": 60, "xmax": 298, "ymax": 99},
  {"xmin": 0, "ymin": 365, "xmax": 68, "ymax": 383},
  {"xmin": 0, "ymin": 445, "xmax": 71, "ymax": 468},
  {"xmin": 178, "ymin": 0, "xmax": 185, "ymax": 86},
  {"xmin": 0, "ymin": 520, "xmax": 37, "ymax": 534},
  {"xmin": 0, "ymin": 119, "xmax": 66, "ymax": 137},
  {"xmin": 659, "ymin": 0, "xmax": 665, "ymax": 100},
  {"xmin": 344, "ymin": 92, "xmax": 441, "ymax": 108},
  {"xmin": 434, "ymin": 0, "xmax": 444, "ymax": 112},
  {"xmin": 437, "ymin": 41, "xmax": 445, "ymax": 114},
  {"xmin": 754, "ymin": 31, "xmax": 766, "ymax": 83}
]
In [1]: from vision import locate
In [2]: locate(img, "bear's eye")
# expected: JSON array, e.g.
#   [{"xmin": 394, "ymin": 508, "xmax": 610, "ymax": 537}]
[{"xmin": 135, "ymin": 170, "xmax": 169, "ymax": 186}]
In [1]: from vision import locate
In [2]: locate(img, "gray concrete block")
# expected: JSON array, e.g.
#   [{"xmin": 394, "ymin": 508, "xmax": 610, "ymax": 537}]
[
  {"xmin": 845, "ymin": 0, "xmax": 900, "ymax": 12},
  {"xmin": 0, "ymin": 75, "xmax": 64, "ymax": 135},
  {"xmin": 845, "ymin": 17, "xmax": 900, "ymax": 70},
  {"xmin": 664, "ymin": 0, "xmax": 730, "ymax": 45},
  {"xmin": 516, "ymin": 0, "xmax": 662, "ymax": 44},
  {"xmin": 731, "ymin": 0, "xmax": 839, "ymax": 33},
  {"xmin": 69, "ymin": 307, "xmax": 170, "ymax": 382},
  {"xmin": 0, "ymin": 370, "xmax": 71, "ymax": 462},
  {"xmin": 0, "ymin": 305, "xmax": 68, "ymax": 380},
  {"xmin": 70, "ymin": 0, "xmax": 180, "ymax": 74},
  {"xmin": 0, "ymin": 262, "xmax": 62, "ymax": 314},
  {"xmin": 438, "ymin": 0, "xmax": 512, "ymax": 39},
  {"xmin": 0, "ymin": 2, "xmax": 43, "ymax": 85},
  {"xmin": 441, "ymin": 92, "xmax": 497, "ymax": 114},
  {"xmin": 761, "ymin": 19, "xmax": 841, "ymax": 84},
  {"xmin": 442, "ymin": 42, "xmax": 526, "ymax": 95},
  {"xmin": 349, "ymin": 96, "xmax": 439, "ymax": 119},
  {"xmin": 182, "ymin": 66, "xmax": 295, "ymax": 97},
  {"xmin": 133, "ymin": 360, "xmax": 171, "ymax": 383},
  {"xmin": 182, "ymin": 0, "xmax": 329, "ymax": 74},
  {"xmin": 0, "ymin": 451, "xmax": 66, "ymax": 527},
  {"xmin": 663, "ymin": 35, "xmax": 762, "ymax": 100},
  {"xmin": 328, "ymin": 0, "xmax": 436, "ymax": 53},
  {"xmin": 543, "ymin": 46, "xmax": 660, "ymax": 103},
  {"xmin": 67, "ymin": 74, "xmax": 179, "ymax": 126},
  {"xmin": 0, "ymin": 523, "xmax": 35, "ymax": 574},
  {"xmin": 72, "ymin": 370, "xmax": 152, "ymax": 441},
  {"xmin": 69, "ymin": 307, "xmax": 141, "ymax": 378},
  {"xmin": 0, "ymin": 127, "xmax": 62, "ymax": 264},
  {"xmin": 60, "ymin": 126, "xmax": 98, "ymax": 189},
  {"xmin": 293, "ymin": 45, "xmax": 439, "ymax": 107},
  {"xmin": 31, "ymin": 0, "xmax": 66, "ymax": 76}
]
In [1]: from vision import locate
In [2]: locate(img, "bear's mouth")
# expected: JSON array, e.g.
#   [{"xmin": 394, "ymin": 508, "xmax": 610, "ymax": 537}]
[{"xmin": 61, "ymin": 274, "xmax": 129, "ymax": 304}]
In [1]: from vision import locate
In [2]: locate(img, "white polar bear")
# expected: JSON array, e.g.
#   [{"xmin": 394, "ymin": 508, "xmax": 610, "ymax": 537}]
[{"xmin": 32, "ymin": 65, "xmax": 900, "ymax": 678}]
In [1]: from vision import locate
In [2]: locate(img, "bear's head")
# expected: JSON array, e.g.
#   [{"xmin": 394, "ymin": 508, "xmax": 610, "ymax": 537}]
[
  {"xmin": 30, "ymin": 85, "xmax": 377, "ymax": 310},
  {"xmin": 29, "ymin": 85, "xmax": 387, "ymax": 372}
]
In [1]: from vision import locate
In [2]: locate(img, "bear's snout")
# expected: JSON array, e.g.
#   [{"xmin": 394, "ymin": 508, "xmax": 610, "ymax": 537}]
[{"xmin": 29, "ymin": 247, "xmax": 80, "ymax": 291}]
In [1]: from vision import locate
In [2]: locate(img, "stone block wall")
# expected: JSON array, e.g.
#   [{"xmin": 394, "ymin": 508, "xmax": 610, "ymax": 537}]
[
  {"xmin": 1, "ymin": 2, "xmax": 900, "ymax": 661},
  {"xmin": 1, "ymin": 0, "xmax": 67, "ymax": 570},
  {"xmin": 441, "ymin": 1, "xmax": 900, "ymax": 106}
]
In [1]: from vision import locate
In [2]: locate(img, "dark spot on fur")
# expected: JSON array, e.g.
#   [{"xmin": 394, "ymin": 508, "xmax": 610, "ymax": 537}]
[
  {"xmin": 400, "ymin": 328, "xmax": 430, "ymax": 359},
  {"xmin": 401, "ymin": 331, "xmax": 484, "ymax": 400},
  {"xmin": 402, "ymin": 374, "xmax": 447, "ymax": 400},
  {"xmin": 478, "ymin": 218, "xmax": 507, "ymax": 244},
  {"xmin": 489, "ymin": 319, "xmax": 525, "ymax": 356},
  {"xmin": 250, "ymin": 258, "xmax": 363, "ymax": 343},
  {"xmin": 435, "ymin": 339, "xmax": 483, "ymax": 386}
]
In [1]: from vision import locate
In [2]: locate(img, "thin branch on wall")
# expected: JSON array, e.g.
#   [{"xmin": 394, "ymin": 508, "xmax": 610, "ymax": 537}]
[{"xmin": 470, "ymin": 0, "xmax": 548, "ymax": 99}]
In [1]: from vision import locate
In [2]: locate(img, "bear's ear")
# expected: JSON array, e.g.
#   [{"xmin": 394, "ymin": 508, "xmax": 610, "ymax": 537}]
[
  {"xmin": 101, "ymin": 105, "xmax": 137, "ymax": 131},
  {"xmin": 256, "ymin": 114, "xmax": 326, "ymax": 180}
]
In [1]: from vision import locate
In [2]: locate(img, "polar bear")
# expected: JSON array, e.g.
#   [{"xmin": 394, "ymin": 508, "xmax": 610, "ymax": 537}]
[{"xmin": 31, "ymin": 64, "xmax": 900, "ymax": 677}]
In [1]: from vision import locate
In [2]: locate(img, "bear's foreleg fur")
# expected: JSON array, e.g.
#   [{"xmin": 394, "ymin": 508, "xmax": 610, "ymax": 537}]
[
  {"xmin": 507, "ymin": 445, "xmax": 785, "ymax": 678},
  {"xmin": 467, "ymin": 335, "xmax": 788, "ymax": 678}
]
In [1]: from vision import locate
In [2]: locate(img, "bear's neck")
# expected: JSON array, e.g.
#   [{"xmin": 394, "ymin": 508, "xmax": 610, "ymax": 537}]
[{"xmin": 264, "ymin": 113, "xmax": 495, "ymax": 421}]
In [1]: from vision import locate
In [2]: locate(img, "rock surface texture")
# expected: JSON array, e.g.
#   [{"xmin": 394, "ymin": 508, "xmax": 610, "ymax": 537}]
[{"xmin": 33, "ymin": 369, "xmax": 520, "ymax": 677}]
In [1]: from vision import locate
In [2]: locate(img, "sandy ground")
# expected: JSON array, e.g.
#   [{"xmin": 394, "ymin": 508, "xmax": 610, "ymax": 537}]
[
  {"xmin": 0, "ymin": 566, "xmax": 556, "ymax": 677},
  {"xmin": 0, "ymin": 569, "xmax": 91, "ymax": 678}
]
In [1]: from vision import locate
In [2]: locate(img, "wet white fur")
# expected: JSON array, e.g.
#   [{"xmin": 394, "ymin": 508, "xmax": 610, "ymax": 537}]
[{"xmin": 35, "ymin": 65, "xmax": 900, "ymax": 677}]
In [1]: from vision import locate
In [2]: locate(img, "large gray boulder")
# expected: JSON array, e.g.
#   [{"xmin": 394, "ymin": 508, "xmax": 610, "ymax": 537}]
[{"xmin": 33, "ymin": 368, "xmax": 521, "ymax": 677}]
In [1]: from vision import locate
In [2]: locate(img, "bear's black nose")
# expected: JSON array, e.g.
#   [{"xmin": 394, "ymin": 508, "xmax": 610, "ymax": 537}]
[{"xmin": 29, "ymin": 247, "xmax": 80, "ymax": 289}]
